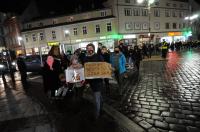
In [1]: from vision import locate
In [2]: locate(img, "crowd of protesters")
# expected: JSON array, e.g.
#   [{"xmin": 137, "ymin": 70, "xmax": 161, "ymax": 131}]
[
  {"xmin": 15, "ymin": 39, "xmax": 200, "ymax": 120},
  {"xmin": 41, "ymin": 41, "xmax": 144, "ymax": 120}
]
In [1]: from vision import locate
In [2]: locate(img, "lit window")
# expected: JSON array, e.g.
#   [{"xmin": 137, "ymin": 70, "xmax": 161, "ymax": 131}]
[
  {"xmin": 96, "ymin": 25, "xmax": 101, "ymax": 33},
  {"xmin": 40, "ymin": 33, "xmax": 44, "ymax": 40},
  {"xmin": 107, "ymin": 23, "xmax": 112, "ymax": 32},
  {"xmin": 82, "ymin": 26, "xmax": 87, "ymax": 35},
  {"xmin": 32, "ymin": 34, "xmax": 37, "ymax": 41},
  {"xmin": 73, "ymin": 28, "xmax": 78, "ymax": 35}
]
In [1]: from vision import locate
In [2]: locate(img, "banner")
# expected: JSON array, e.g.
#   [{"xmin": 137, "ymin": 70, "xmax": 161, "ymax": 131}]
[
  {"xmin": 65, "ymin": 68, "xmax": 85, "ymax": 83},
  {"xmin": 84, "ymin": 62, "xmax": 112, "ymax": 79}
]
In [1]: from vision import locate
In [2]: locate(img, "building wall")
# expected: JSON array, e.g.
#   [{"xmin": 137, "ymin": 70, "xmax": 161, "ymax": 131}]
[
  {"xmin": 116, "ymin": 0, "xmax": 189, "ymax": 34},
  {"xmin": 22, "ymin": 14, "xmax": 117, "ymax": 54},
  {"xmin": 24, "ymin": 9, "xmax": 112, "ymax": 30}
]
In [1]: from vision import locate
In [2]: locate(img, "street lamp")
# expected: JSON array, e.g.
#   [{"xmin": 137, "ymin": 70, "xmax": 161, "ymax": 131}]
[
  {"xmin": 64, "ymin": 29, "xmax": 72, "ymax": 53},
  {"xmin": 137, "ymin": 0, "xmax": 155, "ymax": 44},
  {"xmin": 17, "ymin": 36, "xmax": 26, "ymax": 54}
]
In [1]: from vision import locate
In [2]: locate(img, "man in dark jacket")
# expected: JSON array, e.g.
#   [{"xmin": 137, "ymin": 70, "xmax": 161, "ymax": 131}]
[
  {"xmin": 17, "ymin": 54, "xmax": 27, "ymax": 88},
  {"xmin": 84, "ymin": 43, "xmax": 104, "ymax": 119},
  {"xmin": 101, "ymin": 46, "xmax": 110, "ymax": 95},
  {"xmin": 131, "ymin": 46, "xmax": 142, "ymax": 70}
]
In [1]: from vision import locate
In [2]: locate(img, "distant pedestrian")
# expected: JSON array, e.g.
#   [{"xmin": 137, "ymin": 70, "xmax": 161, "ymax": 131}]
[
  {"xmin": 131, "ymin": 45, "xmax": 142, "ymax": 70},
  {"xmin": 17, "ymin": 54, "xmax": 27, "ymax": 88}
]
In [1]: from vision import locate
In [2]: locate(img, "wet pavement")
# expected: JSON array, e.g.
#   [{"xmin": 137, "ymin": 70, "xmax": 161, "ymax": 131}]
[
  {"xmin": 118, "ymin": 50, "xmax": 200, "ymax": 132},
  {"xmin": 0, "ymin": 72, "xmax": 130, "ymax": 132}
]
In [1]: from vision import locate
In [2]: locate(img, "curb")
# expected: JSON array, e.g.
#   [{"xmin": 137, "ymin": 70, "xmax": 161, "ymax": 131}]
[
  {"xmin": 103, "ymin": 103, "xmax": 145, "ymax": 132},
  {"xmin": 83, "ymin": 94, "xmax": 145, "ymax": 132}
]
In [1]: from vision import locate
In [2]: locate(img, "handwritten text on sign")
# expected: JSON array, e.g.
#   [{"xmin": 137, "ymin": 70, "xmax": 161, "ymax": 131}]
[{"xmin": 84, "ymin": 62, "xmax": 112, "ymax": 79}]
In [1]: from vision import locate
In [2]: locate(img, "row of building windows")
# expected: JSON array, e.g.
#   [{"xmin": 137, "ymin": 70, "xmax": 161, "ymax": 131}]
[
  {"xmin": 26, "ymin": 11, "xmax": 108, "ymax": 29},
  {"xmin": 25, "ymin": 23, "xmax": 112, "ymax": 42},
  {"xmin": 124, "ymin": 8, "xmax": 186, "ymax": 17},
  {"xmin": 124, "ymin": 0, "xmax": 185, "ymax": 8},
  {"xmin": 125, "ymin": 22, "xmax": 187, "ymax": 30}
]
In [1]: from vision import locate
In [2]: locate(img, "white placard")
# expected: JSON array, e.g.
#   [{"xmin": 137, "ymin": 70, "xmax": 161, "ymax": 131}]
[{"xmin": 65, "ymin": 68, "xmax": 85, "ymax": 83}]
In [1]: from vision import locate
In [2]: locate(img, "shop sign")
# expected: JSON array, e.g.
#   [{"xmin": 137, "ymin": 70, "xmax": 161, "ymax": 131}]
[
  {"xmin": 84, "ymin": 62, "xmax": 112, "ymax": 79},
  {"xmin": 47, "ymin": 42, "xmax": 59, "ymax": 46},
  {"xmin": 168, "ymin": 32, "xmax": 182, "ymax": 36}
]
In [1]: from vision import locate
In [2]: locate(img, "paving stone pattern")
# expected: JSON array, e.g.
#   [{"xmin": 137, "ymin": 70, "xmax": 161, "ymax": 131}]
[{"xmin": 119, "ymin": 51, "xmax": 200, "ymax": 132}]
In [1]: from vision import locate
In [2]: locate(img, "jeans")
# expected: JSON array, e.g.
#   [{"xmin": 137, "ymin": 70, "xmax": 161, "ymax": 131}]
[{"xmin": 94, "ymin": 91, "xmax": 102, "ymax": 118}]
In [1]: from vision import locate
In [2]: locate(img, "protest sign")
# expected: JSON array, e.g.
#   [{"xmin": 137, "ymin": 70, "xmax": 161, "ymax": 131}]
[
  {"xmin": 65, "ymin": 68, "xmax": 85, "ymax": 83},
  {"xmin": 84, "ymin": 62, "xmax": 112, "ymax": 79}
]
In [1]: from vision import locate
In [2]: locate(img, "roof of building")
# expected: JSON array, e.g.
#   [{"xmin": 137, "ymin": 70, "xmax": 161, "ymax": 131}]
[{"xmin": 21, "ymin": 15, "xmax": 115, "ymax": 32}]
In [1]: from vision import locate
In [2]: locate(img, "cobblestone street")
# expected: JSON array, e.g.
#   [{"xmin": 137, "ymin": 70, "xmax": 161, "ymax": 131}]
[{"xmin": 119, "ymin": 50, "xmax": 200, "ymax": 132}]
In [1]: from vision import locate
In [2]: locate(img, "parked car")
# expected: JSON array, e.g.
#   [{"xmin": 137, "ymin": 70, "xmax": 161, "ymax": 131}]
[
  {"xmin": 0, "ymin": 60, "xmax": 17, "ymax": 75},
  {"xmin": 23, "ymin": 55, "xmax": 47, "ymax": 72}
]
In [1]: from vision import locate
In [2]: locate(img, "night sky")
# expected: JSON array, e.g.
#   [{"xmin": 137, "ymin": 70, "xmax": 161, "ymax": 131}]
[
  {"xmin": 0, "ymin": 0, "xmax": 199, "ymax": 15},
  {"xmin": 0, "ymin": 0, "xmax": 107, "ymax": 15}
]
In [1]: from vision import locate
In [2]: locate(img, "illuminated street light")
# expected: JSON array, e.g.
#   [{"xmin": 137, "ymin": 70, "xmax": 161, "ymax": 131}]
[
  {"xmin": 190, "ymin": 14, "xmax": 199, "ymax": 20},
  {"xmin": 137, "ymin": 0, "xmax": 144, "ymax": 4},
  {"xmin": 64, "ymin": 30, "xmax": 70, "ymax": 34},
  {"xmin": 185, "ymin": 17, "xmax": 189, "ymax": 20},
  {"xmin": 17, "ymin": 36, "xmax": 23, "ymax": 45},
  {"xmin": 185, "ymin": 14, "xmax": 199, "ymax": 20}
]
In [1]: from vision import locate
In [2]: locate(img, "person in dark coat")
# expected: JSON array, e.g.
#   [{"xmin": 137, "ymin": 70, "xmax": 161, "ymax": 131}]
[
  {"xmin": 101, "ymin": 46, "xmax": 110, "ymax": 96},
  {"xmin": 131, "ymin": 45, "xmax": 142, "ymax": 70},
  {"xmin": 17, "ymin": 54, "xmax": 28, "ymax": 88},
  {"xmin": 43, "ymin": 46, "xmax": 62, "ymax": 97},
  {"xmin": 84, "ymin": 43, "xmax": 104, "ymax": 119}
]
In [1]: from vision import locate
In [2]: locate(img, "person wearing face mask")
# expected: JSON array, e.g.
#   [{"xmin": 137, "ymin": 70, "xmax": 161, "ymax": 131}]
[
  {"xmin": 101, "ymin": 46, "xmax": 110, "ymax": 96},
  {"xmin": 110, "ymin": 46, "xmax": 126, "ymax": 96},
  {"xmin": 84, "ymin": 43, "xmax": 104, "ymax": 120}
]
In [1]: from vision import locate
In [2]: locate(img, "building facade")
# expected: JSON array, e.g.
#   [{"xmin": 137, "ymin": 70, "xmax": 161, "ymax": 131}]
[
  {"xmin": 21, "ymin": 0, "xmax": 191, "ymax": 55},
  {"xmin": 3, "ymin": 15, "xmax": 24, "ymax": 55},
  {"xmin": 21, "ymin": 8, "xmax": 118, "ymax": 54},
  {"xmin": 104, "ymin": 0, "xmax": 190, "ymax": 44}
]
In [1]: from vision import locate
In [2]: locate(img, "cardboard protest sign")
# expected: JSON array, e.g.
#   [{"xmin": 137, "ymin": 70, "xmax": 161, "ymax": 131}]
[
  {"xmin": 84, "ymin": 62, "xmax": 112, "ymax": 79},
  {"xmin": 65, "ymin": 68, "xmax": 85, "ymax": 83}
]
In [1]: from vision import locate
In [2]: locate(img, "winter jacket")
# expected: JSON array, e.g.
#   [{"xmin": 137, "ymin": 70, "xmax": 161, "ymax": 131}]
[
  {"xmin": 84, "ymin": 53, "xmax": 104, "ymax": 92},
  {"xmin": 110, "ymin": 52, "xmax": 126, "ymax": 74}
]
